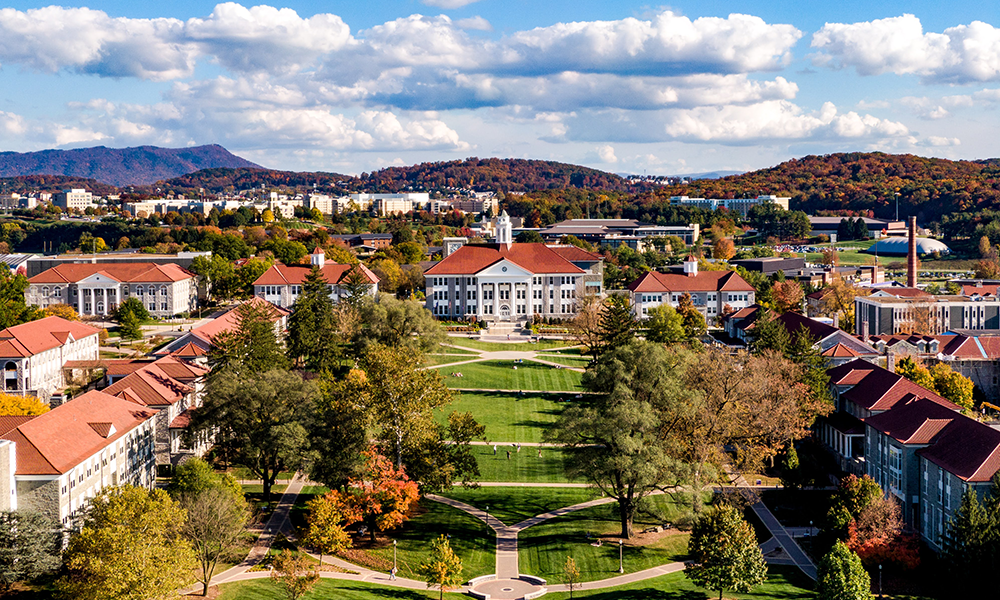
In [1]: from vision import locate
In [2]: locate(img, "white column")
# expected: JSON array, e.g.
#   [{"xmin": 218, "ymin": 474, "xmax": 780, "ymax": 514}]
[{"xmin": 76, "ymin": 286, "xmax": 84, "ymax": 315}]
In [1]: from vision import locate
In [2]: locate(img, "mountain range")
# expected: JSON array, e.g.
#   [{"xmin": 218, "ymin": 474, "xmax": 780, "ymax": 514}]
[{"xmin": 0, "ymin": 144, "xmax": 262, "ymax": 186}]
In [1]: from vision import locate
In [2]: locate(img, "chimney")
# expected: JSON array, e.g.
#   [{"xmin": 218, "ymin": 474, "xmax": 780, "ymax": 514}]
[{"xmin": 906, "ymin": 216, "xmax": 917, "ymax": 288}]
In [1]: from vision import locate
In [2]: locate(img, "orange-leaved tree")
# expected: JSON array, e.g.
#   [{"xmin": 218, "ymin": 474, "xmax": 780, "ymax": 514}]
[{"xmin": 334, "ymin": 448, "xmax": 419, "ymax": 543}]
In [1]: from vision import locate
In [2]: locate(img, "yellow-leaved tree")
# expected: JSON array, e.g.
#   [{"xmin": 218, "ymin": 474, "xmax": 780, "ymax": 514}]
[{"xmin": 0, "ymin": 392, "xmax": 50, "ymax": 415}]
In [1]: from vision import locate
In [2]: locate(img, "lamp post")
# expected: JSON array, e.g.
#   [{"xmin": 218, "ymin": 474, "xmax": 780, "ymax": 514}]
[
  {"xmin": 879, "ymin": 564, "xmax": 883, "ymax": 598},
  {"xmin": 393, "ymin": 540, "xmax": 397, "ymax": 574},
  {"xmin": 618, "ymin": 539, "xmax": 624, "ymax": 574},
  {"xmin": 485, "ymin": 505, "xmax": 490, "ymax": 529}
]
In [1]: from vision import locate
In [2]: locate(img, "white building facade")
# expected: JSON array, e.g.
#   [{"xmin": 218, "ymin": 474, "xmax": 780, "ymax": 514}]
[{"xmin": 0, "ymin": 316, "xmax": 100, "ymax": 398}]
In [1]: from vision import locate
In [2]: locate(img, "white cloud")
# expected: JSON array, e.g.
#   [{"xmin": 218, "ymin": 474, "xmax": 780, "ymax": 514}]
[
  {"xmin": 596, "ymin": 145, "xmax": 618, "ymax": 163},
  {"xmin": 812, "ymin": 14, "xmax": 1000, "ymax": 83},
  {"xmin": 422, "ymin": 0, "xmax": 481, "ymax": 8},
  {"xmin": 922, "ymin": 136, "xmax": 961, "ymax": 147},
  {"xmin": 456, "ymin": 16, "xmax": 492, "ymax": 31}
]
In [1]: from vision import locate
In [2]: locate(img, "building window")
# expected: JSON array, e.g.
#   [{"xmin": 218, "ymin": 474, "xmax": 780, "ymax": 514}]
[
  {"xmin": 160, "ymin": 286, "xmax": 167, "ymax": 296},
  {"xmin": 161, "ymin": 303, "xmax": 168, "ymax": 312},
  {"xmin": 888, "ymin": 447, "xmax": 901, "ymax": 493},
  {"xmin": 137, "ymin": 287, "xmax": 144, "ymax": 296}
]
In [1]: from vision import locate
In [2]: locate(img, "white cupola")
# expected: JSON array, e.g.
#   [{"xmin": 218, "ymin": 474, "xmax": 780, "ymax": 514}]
[
  {"xmin": 683, "ymin": 254, "xmax": 698, "ymax": 277},
  {"xmin": 495, "ymin": 210, "xmax": 513, "ymax": 248},
  {"xmin": 311, "ymin": 246, "xmax": 325, "ymax": 268}
]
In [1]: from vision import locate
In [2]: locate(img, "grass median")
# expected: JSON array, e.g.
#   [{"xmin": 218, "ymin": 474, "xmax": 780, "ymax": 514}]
[{"xmin": 438, "ymin": 360, "xmax": 583, "ymax": 391}]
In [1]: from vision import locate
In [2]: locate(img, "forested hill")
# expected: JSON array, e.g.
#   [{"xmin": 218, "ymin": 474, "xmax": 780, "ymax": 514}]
[
  {"xmin": 662, "ymin": 152, "xmax": 1000, "ymax": 222},
  {"xmin": 0, "ymin": 144, "xmax": 261, "ymax": 187},
  {"xmin": 153, "ymin": 157, "xmax": 631, "ymax": 195},
  {"xmin": 361, "ymin": 158, "xmax": 629, "ymax": 192}
]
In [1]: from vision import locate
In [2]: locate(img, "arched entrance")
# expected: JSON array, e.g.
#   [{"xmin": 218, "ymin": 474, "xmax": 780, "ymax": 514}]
[
  {"xmin": 499, "ymin": 304, "xmax": 511, "ymax": 319},
  {"xmin": 3, "ymin": 361, "xmax": 18, "ymax": 391}
]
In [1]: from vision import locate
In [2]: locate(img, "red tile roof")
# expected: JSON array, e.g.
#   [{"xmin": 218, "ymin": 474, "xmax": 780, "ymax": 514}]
[
  {"xmin": 0, "ymin": 316, "xmax": 100, "ymax": 358},
  {"xmin": 822, "ymin": 343, "xmax": 865, "ymax": 358},
  {"xmin": 776, "ymin": 312, "xmax": 839, "ymax": 341},
  {"xmin": 627, "ymin": 269, "xmax": 754, "ymax": 293},
  {"xmin": 918, "ymin": 416, "xmax": 1000, "ymax": 482},
  {"xmin": 864, "ymin": 398, "xmax": 959, "ymax": 444},
  {"xmin": 830, "ymin": 359, "xmax": 960, "ymax": 413},
  {"xmin": 425, "ymin": 243, "xmax": 586, "ymax": 275},
  {"xmin": 548, "ymin": 245, "xmax": 603, "ymax": 262},
  {"xmin": 169, "ymin": 408, "xmax": 196, "ymax": 429},
  {"xmin": 190, "ymin": 297, "xmax": 289, "ymax": 345},
  {"xmin": 0, "ymin": 415, "xmax": 37, "ymax": 436},
  {"xmin": 150, "ymin": 355, "xmax": 209, "ymax": 383},
  {"xmin": 253, "ymin": 262, "xmax": 378, "ymax": 286},
  {"xmin": 29, "ymin": 262, "xmax": 194, "ymax": 284},
  {"xmin": 0, "ymin": 390, "xmax": 157, "ymax": 475},
  {"xmin": 103, "ymin": 360, "xmax": 193, "ymax": 407},
  {"xmin": 963, "ymin": 284, "xmax": 1000, "ymax": 297},
  {"xmin": 170, "ymin": 342, "xmax": 208, "ymax": 357}
]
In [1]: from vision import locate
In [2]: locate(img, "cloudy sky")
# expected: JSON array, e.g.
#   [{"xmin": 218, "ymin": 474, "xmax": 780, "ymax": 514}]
[{"xmin": 0, "ymin": 0, "xmax": 998, "ymax": 176}]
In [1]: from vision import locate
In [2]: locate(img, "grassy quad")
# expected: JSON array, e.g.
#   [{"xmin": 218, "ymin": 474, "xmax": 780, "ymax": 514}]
[
  {"xmin": 436, "ymin": 360, "xmax": 583, "ymax": 391},
  {"xmin": 473, "ymin": 445, "xmax": 580, "ymax": 484},
  {"xmin": 439, "ymin": 487, "xmax": 601, "ymax": 527},
  {"xmin": 533, "ymin": 354, "xmax": 591, "ymax": 369},
  {"xmin": 518, "ymin": 495, "xmax": 700, "ymax": 582},
  {"xmin": 445, "ymin": 337, "xmax": 574, "ymax": 352},
  {"xmin": 437, "ymin": 391, "xmax": 575, "ymax": 443},
  {"xmin": 213, "ymin": 566, "xmax": 813, "ymax": 599},
  {"xmin": 423, "ymin": 354, "xmax": 483, "ymax": 367}
]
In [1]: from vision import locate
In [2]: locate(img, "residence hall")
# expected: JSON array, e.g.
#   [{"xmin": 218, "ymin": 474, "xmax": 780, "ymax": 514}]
[
  {"xmin": 25, "ymin": 262, "xmax": 198, "ymax": 318},
  {"xmin": 253, "ymin": 249, "xmax": 379, "ymax": 309},
  {"xmin": 0, "ymin": 390, "xmax": 157, "ymax": 525},
  {"xmin": 157, "ymin": 297, "xmax": 290, "ymax": 361},
  {"xmin": 721, "ymin": 307, "xmax": 876, "ymax": 364},
  {"xmin": 0, "ymin": 316, "xmax": 100, "ymax": 399},
  {"xmin": 627, "ymin": 256, "xmax": 755, "ymax": 324},
  {"xmin": 423, "ymin": 212, "xmax": 604, "ymax": 322}
]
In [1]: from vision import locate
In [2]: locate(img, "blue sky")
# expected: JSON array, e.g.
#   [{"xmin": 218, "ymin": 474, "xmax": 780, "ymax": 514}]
[{"xmin": 0, "ymin": 1, "xmax": 999, "ymax": 176}]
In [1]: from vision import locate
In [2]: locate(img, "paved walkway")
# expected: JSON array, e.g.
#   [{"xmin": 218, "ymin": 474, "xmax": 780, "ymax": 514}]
[{"xmin": 429, "ymin": 342, "xmax": 587, "ymax": 375}]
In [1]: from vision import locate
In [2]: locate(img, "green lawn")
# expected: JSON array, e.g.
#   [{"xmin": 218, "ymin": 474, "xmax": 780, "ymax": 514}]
[
  {"xmin": 213, "ymin": 566, "xmax": 813, "ymax": 599},
  {"xmin": 474, "ymin": 446, "xmax": 578, "ymax": 483},
  {"xmin": 440, "ymin": 487, "xmax": 601, "ymax": 527},
  {"xmin": 445, "ymin": 337, "xmax": 573, "ymax": 352},
  {"xmin": 424, "ymin": 354, "xmax": 482, "ymax": 367},
  {"xmin": 438, "ymin": 391, "xmax": 575, "ymax": 443},
  {"xmin": 542, "ymin": 566, "xmax": 815, "ymax": 599},
  {"xmin": 437, "ymin": 360, "xmax": 583, "ymax": 391},
  {"xmin": 533, "ymin": 354, "xmax": 591, "ymax": 368},
  {"xmin": 542, "ymin": 346, "xmax": 588, "ymax": 355},
  {"xmin": 436, "ymin": 344, "xmax": 479, "ymax": 355},
  {"xmin": 518, "ymin": 494, "xmax": 700, "ymax": 582},
  {"xmin": 356, "ymin": 497, "xmax": 495, "ymax": 580}
]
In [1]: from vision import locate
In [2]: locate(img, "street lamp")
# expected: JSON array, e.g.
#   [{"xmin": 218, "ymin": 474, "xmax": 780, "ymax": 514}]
[
  {"xmin": 879, "ymin": 564, "xmax": 883, "ymax": 598},
  {"xmin": 618, "ymin": 539, "xmax": 624, "ymax": 574},
  {"xmin": 485, "ymin": 505, "xmax": 490, "ymax": 528},
  {"xmin": 393, "ymin": 540, "xmax": 397, "ymax": 574}
]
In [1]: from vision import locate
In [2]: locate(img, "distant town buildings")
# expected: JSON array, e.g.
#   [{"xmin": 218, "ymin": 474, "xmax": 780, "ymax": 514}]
[
  {"xmin": 52, "ymin": 189, "xmax": 96, "ymax": 211},
  {"xmin": 537, "ymin": 219, "xmax": 701, "ymax": 248},
  {"xmin": 669, "ymin": 194, "xmax": 790, "ymax": 216}
]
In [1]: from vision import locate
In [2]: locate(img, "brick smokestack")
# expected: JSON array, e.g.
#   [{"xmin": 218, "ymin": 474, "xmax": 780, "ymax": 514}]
[{"xmin": 907, "ymin": 216, "xmax": 917, "ymax": 288}]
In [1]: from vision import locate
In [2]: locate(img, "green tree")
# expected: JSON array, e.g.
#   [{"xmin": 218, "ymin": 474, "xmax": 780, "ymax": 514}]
[
  {"xmin": 597, "ymin": 294, "xmax": 636, "ymax": 356},
  {"xmin": 234, "ymin": 257, "xmax": 274, "ymax": 298},
  {"xmin": 263, "ymin": 239, "xmax": 308, "ymax": 265},
  {"xmin": 114, "ymin": 296, "xmax": 150, "ymax": 323},
  {"xmin": 941, "ymin": 488, "xmax": 994, "ymax": 592},
  {"xmin": 395, "ymin": 241, "xmax": 426, "ymax": 264},
  {"xmin": 929, "ymin": 363, "xmax": 975, "ymax": 410},
  {"xmin": 548, "ymin": 340, "xmax": 688, "ymax": 537},
  {"xmin": 192, "ymin": 369, "xmax": 317, "ymax": 501},
  {"xmin": 286, "ymin": 266, "xmax": 340, "ymax": 371},
  {"xmin": 59, "ymin": 486, "xmax": 194, "ymax": 600},
  {"xmin": 644, "ymin": 304, "xmax": 685, "ymax": 344},
  {"xmin": 307, "ymin": 373, "xmax": 370, "ymax": 490},
  {"xmin": 357, "ymin": 293, "xmax": 445, "ymax": 354},
  {"xmin": 677, "ymin": 293, "xmax": 706, "ymax": 339},
  {"xmin": 181, "ymin": 488, "xmax": 251, "ymax": 596},
  {"xmin": 0, "ymin": 511, "xmax": 60, "ymax": 592},
  {"xmin": 780, "ymin": 443, "xmax": 801, "ymax": 489},
  {"xmin": 563, "ymin": 556, "xmax": 581, "ymax": 599},
  {"xmin": 209, "ymin": 300, "xmax": 288, "ymax": 376},
  {"xmin": 0, "ymin": 269, "xmax": 41, "ymax": 329},
  {"xmin": 515, "ymin": 230, "xmax": 544, "ymax": 243},
  {"xmin": 270, "ymin": 550, "xmax": 319, "ymax": 600},
  {"xmin": 817, "ymin": 542, "xmax": 873, "ymax": 600},
  {"xmin": 686, "ymin": 504, "xmax": 767, "ymax": 600},
  {"xmin": 189, "ymin": 254, "xmax": 235, "ymax": 301},
  {"xmin": 894, "ymin": 357, "xmax": 935, "ymax": 391},
  {"xmin": 167, "ymin": 457, "xmax": 242, "ymax": 500},
  {"xmin": 118, "ymin": 308, "xmax": 143, "ymax": 341},
  {"xmin": 747, "ymin": 309, "xmax": 790, "ymax": 354},
  {"xmin": 417, "ymin": 535, "xmax": 464, "ymax": 600},
  {"xmin": 824, "ymin": 475, "xmax": 883, "ymax": 542},
  {"xmin": 302, "ymin": 493, "xmax": 354, "ymax": 569},
  {"xmin": 341, "ymin": 265, "xmax": 373, "ymax": 309}
]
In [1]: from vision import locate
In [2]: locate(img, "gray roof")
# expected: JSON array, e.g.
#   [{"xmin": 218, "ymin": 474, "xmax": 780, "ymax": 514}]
[{"xmin": 865, "ymin": 237, "xmax": 951, "ymax": 256}]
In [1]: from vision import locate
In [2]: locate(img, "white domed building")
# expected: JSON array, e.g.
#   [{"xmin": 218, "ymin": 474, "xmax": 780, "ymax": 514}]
[{"xmin": 865, "ymin": 237, "xmax": 951, "ymax": 257}]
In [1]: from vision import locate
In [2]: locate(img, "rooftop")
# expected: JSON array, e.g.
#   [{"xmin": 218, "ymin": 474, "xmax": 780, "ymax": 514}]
[{"xmin": 0, "ymin": 316, "xmax": 100, "ymax": 358}]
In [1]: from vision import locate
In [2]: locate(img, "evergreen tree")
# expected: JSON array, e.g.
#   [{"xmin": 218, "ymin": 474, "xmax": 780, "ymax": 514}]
[
  {"xmin": 856, "ymin": 219, "xmax": 870, "ymax": 240},
  {"xmin": 0, "ymin": 511, "xmax": 60, "ymax": 592},
  {"xmin": 596, "ymin": 294, "xmax": 636, "ymax": 356},
  {"xmin": 942, "ymin": 488, "xmax": 993, "ymax": 593},
  {"xmin": 209, "ymin": 300, "xmax": 288, "ymax": 376},
  {"xmin": 817, "ymin": 542, "xmax": 872, "ymax": 600},
  {"xmin": 118, "ymin": 308, "xmax": 143, "ymax": 341},
  {"xmin": 686, "ymin": 504, "xmax": 767, "ymax": 599},
  {"xmin": 748, "ymin": 310, "xmax": 790, "ymax": 354},
  {"xmin": 286, "ymin": 266, "xmax": 340, "ymax": 372},
  {"xmin": 787, "ymin": 326, "xmax": 832, "ymax": 403}
]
